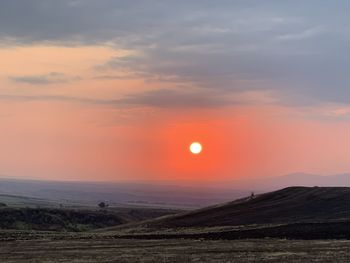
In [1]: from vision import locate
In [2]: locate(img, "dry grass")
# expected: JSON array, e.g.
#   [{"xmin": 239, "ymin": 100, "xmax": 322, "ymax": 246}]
[{"xmin": 1, "ymin": 235, "xmax": 350, "ymax": 262}]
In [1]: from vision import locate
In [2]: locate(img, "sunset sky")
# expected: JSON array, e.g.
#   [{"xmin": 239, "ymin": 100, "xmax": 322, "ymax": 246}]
[{"xmin": 2, "ymin": 1, "xmax": 350, "ymax": 182}]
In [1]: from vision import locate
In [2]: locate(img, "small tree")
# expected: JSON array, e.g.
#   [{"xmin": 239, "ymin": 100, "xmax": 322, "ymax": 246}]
[{"xmin": 98, "ymin": 202, "xmax": 106, "ymax": 209}]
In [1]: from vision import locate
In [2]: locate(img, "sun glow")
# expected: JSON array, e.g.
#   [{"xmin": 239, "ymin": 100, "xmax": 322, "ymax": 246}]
[{"xmin": 189, "ymin": 142, "xmax": 202, "ymax": 154}]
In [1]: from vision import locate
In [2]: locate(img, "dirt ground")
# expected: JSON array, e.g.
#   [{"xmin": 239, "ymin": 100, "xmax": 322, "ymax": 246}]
[{"xmin": 1, "ymin": 237, "xmax": 350, "ymax": 263}]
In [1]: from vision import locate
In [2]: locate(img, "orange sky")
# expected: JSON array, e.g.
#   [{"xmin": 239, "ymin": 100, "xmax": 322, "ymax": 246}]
[
  {"xmin": 1, "ymin": 32, "xmax": 350, "ymax": 182},
  {"xmin": 2, "ymin": 81, "xmax": 350, "ymax": 182}
]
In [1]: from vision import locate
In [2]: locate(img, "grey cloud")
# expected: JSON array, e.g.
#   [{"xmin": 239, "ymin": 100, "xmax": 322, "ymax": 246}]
[
  {"xmin": 0, "ymin": 89, "xmax": 235, "ymax": 109},
  {"xmin": 10, "ymin": 72, "xmax": 79, "ymax": 85},
  {"xmin": 2, "ymin": 1, "xmax": 350, "ymax": 105},
  {"xmin": 275, "ymin": 27, "xmax": 325, "ymax": 42},
  {"xmin": 0, "ymin": 1, "xmax": 336, "ymax": 47},
  {"xmin": 119, "ymin": 89, "xmax": 234, "ymax": 108},
  {"xmin": 0, "ymin": 94, "xmax": 113, "ymax": 104}
]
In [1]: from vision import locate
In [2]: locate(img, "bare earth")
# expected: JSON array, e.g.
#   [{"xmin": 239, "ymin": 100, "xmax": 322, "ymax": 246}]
[{"xmin": 1, "ymin": 237, "xmax": 350, "ymax": 263}]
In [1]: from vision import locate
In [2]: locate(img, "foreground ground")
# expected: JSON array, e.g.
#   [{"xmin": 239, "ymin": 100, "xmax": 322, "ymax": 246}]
[
  {"xmin": 1, "ymin": 234, "xmax": 350, "ymax": 263},
  {"xmin": 3, "ymin": 187, "xmax": 350, "ymax": 262}
]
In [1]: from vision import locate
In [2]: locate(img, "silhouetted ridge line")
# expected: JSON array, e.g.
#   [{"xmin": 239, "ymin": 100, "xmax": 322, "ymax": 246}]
[{"xmin": 129, "ymin": 186, "xmax": 350, "ymax": 228}]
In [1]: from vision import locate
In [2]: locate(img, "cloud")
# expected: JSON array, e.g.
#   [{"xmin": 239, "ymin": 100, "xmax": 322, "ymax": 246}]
[
  {"xmin": 10, "ymin": 72, "xmax": 79, "ymax": 85},
  {"xmin": 2, "ymin": 1, "xmax": 350, "ymax": 105},
  {"xmin": 0, "ymin": 1, "xmax": 333, "ymax": 48},
  {"xmin": 118, "ymin": 89, "xmax": 234, "ymax": 108},
  {"xmin": 0, "ymin": 89, "xmax": 236, "ymax": 109},
  {"xmin": 275, "ymin": 27, "xmax": 325, "ymax": 42},
  {"xmin": 0, "ymin": 94, "xmax": 111, "ymax": 104},
  {"xmin": 0, "ymin": 113, "xmax": 11, "ymax": 118}
]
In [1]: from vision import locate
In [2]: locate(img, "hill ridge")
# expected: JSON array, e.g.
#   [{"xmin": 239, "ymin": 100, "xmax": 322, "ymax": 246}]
[{"xmin": 107, "ymin": 186, "xmax": 350, "ymax": 231}]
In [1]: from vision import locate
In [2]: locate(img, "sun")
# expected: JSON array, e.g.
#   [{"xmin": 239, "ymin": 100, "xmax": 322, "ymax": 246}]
[{"xmin": 189, "ymin": 142, "xmax": 202, "ymax": 154}]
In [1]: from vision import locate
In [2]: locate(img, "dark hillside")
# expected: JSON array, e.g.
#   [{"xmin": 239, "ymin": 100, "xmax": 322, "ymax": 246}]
[
  {"xmin": 0, "ymin": 207, "xmax": 178, "ymax": 231},
  {"xmin": 137, "ymin": 187, "xmax": 350, "ymax": 228}
]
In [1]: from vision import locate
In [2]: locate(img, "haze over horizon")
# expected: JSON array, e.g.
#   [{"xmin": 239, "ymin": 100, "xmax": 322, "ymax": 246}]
[{"xmin": 2, "ymin": 1, "xmax": 350, "ymax": 183}]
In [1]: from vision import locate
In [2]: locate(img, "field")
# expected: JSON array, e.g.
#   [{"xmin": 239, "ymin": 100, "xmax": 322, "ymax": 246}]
[
  {"xmin": 1, "ymin": 232, "xmax": 350, "ymax": 263},
  {"xmin": 2, "ymin": 187, "xmax": 350, "ymax": 262}
]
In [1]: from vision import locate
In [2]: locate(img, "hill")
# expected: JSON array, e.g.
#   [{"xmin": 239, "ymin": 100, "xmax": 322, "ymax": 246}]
[
  {"xmin": 152, "ymin": 186, "xmax": 350, "ymax": 228},
  {"xmin": 109, "ymin": 186, "xmax": 350, "ymax": 232},
  {"xmin": 233, "ymin": 173, "xmax": 350, "ymax": 192},
  {"xmin": 0, "ymin": 207, "xmax": 178, "ymax": 231}
]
